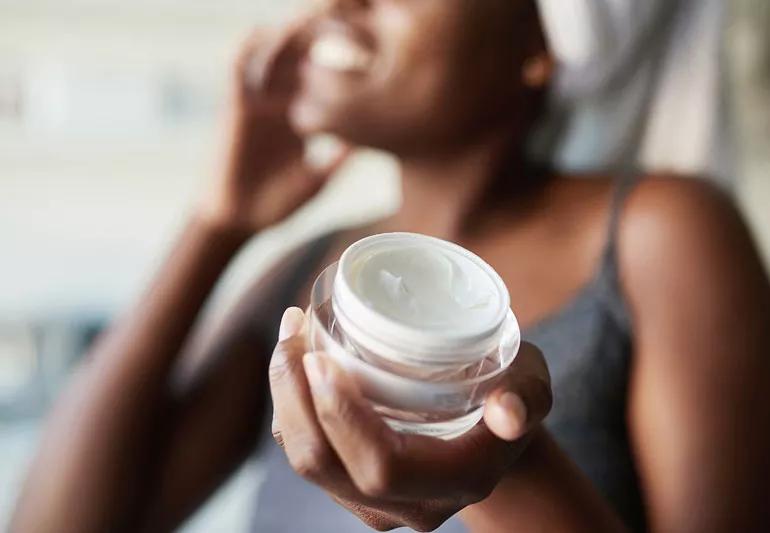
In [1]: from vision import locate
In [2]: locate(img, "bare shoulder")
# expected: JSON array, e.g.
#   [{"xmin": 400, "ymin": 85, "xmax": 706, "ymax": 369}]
[
  {"xmin": 622, "ymin": 174, "xmax": 740, "ymax": 234},
  {"xmin": 616, "ymin": 174, "xmax": 769, "ymax": 326},
  {"xmin": 617, "ymin": 176, "xmax": 770, "ymax": 533},
  {"xmin": 619, "ymin": 175, "xmax": 751, "ymax": 270}
]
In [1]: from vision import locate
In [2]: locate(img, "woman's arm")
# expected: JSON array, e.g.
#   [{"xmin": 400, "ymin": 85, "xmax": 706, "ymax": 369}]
[
  {"xmin": 621, "ymin": 178, "xmax": 770, "ymax": 532},
  {"xmin": 10, "ymin": 218, "xmax": 323, "ymax": 533},
  {"xmin": 11, "ymin": 217, "xmax": 250, "ymax": 533},
  {"xmin": 460, "ymin": 429, "xmax": 627, "ymax": 533},
  {"xmin": 11, "ymin": 24, "xmax": 349, "ymax": 533},
  {"xmin": 464, "ymin": 178, "xmax": 770, "ymax": 533}
]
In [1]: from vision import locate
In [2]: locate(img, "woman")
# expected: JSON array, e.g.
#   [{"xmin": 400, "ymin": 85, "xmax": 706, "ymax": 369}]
[{"xmin": 12, "ymin": 0, "xmax": 770, "ymax": 532}]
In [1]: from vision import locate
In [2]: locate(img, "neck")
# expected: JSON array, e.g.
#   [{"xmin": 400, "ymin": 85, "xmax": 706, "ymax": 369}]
[{"xmin": 385, "ymin": 131, "xmax": 533, "ymax": 240}]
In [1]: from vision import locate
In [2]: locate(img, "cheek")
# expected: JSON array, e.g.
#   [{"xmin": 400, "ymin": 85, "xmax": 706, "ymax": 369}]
[
  {"xmin": 375, "ymin": 3, "xmax": 465, "ymax": 107},
  {"xmin": 290, "ymin": 0, "xmax": 516, "ymax": 145}
]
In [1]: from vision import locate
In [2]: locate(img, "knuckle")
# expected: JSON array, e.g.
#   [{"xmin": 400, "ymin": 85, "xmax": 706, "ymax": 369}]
[
  {"xmin": 317, "ymin": 393, "xmax": 356, "ymax": 425},
  {"xmin": 357, "ymin": 470, "xmax": 391, "ymax": 498},
  {"xmin": 316, "ymin": 408, "xmax": 343, "ymax": 435},
  {"xmin": 288, "ymin": 440, "xmax": 335, "ymax": 481},
  {"xmin": 268, "ymin": 339, "xmax": 305, "ymax": 383},
  {"xmin": 357, "ymin": 450, "xmax": 398, "ymax": 498}
]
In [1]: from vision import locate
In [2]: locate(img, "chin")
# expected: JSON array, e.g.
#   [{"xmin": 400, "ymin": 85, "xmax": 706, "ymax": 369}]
[
  {"xmin": 288, "ymin": 98, "xmax": 327, "ymax": 136},
  {"xmin": 288, "ymin": 96, "xmax": 368, "ymax": 146},
  {"xmin": 288, "ymin": 90, "xmax": 357, "ymax": 136},
  {"xmin": 288, "ymin": 93, "xmax": 415, "ymax": 151}
]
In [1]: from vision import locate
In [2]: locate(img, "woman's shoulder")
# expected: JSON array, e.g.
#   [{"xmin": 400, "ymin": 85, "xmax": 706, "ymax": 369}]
[
  {"xmin": 619, "ymin": 174, "xmax": 742, "ymax": 259},
  {"xmin": 626, "ymin": 173, "xmax": 734, "ymax": 217},
  {"xmin": 548, "ymin": 173, "xmax": 741, "ymax": 256},
  {"xmin": 547, "ymin": 173, "xmax": 744, "ymax": 282},
  {"xmin": 614, "ymin": 173, "xmax": 765, "ymax": 319}
]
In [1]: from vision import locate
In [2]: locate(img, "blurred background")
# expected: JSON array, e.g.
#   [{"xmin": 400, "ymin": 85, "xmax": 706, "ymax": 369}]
[{"xmin": 0, "ymin": 0, "xmax": 767, "ymax": 530}]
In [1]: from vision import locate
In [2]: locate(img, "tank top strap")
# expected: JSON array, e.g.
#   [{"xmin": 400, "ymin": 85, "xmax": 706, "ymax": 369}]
[
  {"xmin": 280, "ymin": 231, "xmax": 340, "ymax": 307},
  {"xmin": 260, "ymin": 231, "xmax": 340, "ymax": 349},
  {"xmin": 605, "ymin": 174, "xmax": 641, "ymax": 256},
  {"xmin": 593, "ymin": 174, "xmax": 642, "ymax": 333}
]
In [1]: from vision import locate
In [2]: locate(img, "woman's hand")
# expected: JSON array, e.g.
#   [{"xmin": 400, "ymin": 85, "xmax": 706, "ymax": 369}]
[
  {"xmin": 269, "ymin": 308, "xmax": 553, "ymax": 532},
  {"xmin": 199, "ymin": 22, "xmax": 351, "ymax": 235}
]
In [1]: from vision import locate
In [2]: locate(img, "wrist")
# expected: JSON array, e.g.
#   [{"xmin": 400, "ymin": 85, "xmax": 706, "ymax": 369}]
[
  {"xmin": 193, "ymin": 195, "xmax": 256, "ymax": 239},
  {"xmin": 189, "ymin": 207, "xmax": 254, "ymax": 252}
]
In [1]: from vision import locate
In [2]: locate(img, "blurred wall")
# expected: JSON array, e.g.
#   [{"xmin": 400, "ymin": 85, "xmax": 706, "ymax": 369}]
[
  {"xmin": 0, "ymin": 0, "xmax": 399, "ymax": 322},
  {"xmin": 730, "ymin": 0, "xmax": 770, "ymax": 266}
]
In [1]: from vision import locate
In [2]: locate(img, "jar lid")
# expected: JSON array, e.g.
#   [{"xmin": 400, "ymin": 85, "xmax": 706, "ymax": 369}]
[{"xmin": 332, "ymin": 233, "xmax": 512, "ymax": 365}]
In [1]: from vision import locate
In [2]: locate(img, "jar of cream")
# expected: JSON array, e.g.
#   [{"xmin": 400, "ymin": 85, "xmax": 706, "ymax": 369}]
[{"xmin": 308, "ymin": 233, "xmax": 520, "ymax": 439}]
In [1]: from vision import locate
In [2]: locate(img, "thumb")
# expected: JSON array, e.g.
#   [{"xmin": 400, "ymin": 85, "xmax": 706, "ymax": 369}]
[
  {"xmin": 484, "ymin": 391, "xmax": 529, "ymax": 442},
  {"xmin": 483, "ymin": 342, "xmax": 552, "ymax": 441},
  {"xmin": 279, "ymin": 307, "xmax": 306, "ymax": 342}
]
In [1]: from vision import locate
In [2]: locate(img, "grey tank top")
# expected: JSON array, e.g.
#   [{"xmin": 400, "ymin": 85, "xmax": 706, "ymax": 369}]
[{"xmin": 250, "ymin": 177, "xmax": 645, "ymax": 532}]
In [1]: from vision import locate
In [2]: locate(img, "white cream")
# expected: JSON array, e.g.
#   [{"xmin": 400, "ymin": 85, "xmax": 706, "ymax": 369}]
[
  {"xmin": 308, "ymin": 34, "xmax": 373, "ymax": 73},
  {"xmin": 335, "ymin": 233, "xmax": 511, "ymax": 364},
  {"xmin": 346, "ymin": 239, "xmax": 503, "ymax": 334}
]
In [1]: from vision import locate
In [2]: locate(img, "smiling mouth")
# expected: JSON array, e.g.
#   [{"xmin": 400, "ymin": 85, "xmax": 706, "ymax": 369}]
[{"xmin": 308, "ymin": 33, "xmax": 375, "ymax": 73}]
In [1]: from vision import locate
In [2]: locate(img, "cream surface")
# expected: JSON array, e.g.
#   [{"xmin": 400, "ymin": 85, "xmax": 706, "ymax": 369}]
[{"xmin": 349, "ymin": 244, "xmax": 501, "ymax": 331}]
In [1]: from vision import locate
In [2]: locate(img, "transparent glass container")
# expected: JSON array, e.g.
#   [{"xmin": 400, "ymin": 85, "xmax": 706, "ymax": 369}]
[{"xmin": 308, "ymin": 261, "xmax": 520, "ymax": 440}]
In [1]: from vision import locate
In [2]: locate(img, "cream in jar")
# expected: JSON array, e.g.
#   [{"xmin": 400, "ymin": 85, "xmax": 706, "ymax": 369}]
[{"xmin": 308, "ymin": 233, "xmax": 520, "ymax": 439}]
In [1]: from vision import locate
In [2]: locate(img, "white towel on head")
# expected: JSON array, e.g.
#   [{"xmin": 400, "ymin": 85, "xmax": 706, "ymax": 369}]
[{"xmin": 533, "ymin": 0, "xmax": 733, "ymax": 186}]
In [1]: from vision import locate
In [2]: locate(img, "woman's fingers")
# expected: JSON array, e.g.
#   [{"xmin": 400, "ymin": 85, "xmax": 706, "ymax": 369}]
[
  {"xmin": 484, "ymin": 391, "xmax": 529, "ymax": 441},
  {"xmin": 261, "ymin": 19, "xmax": 312, "ymax": 97},
  {"xmin": 285, "ymin": 326, "xmax": 552, "ymax": 508},
  {"xmin": 483, "ymin": 341, "xmax": 552, "ymax": 441},
  {"xmin": 304, "ymin": 352, "xmax": 495, "ymax": 502},
  {"xmin": 233, "ymin": 19, "xmax": 311, "ymax": 118},
  {"xmin": 303, "ymin": 352, "xmax": 407, "ymax": 498},
  {"xmin": 268, "ymin": 308, "xmax": 348, "ymax": 487},
  {"xmin": 278, "ymin": 306, "xmax": 305, "ymax": 341},
  {"xmin": 241, "ymin": 18, "xmax": 311, "ymax": 97},
  {"xmin": 270, "ymin": 307, "xmax": 305, "ymax": 447}
]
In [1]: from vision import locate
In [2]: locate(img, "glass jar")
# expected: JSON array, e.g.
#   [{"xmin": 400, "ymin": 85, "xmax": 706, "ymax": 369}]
[{"xmin": 308, "ymin": 233, "xmax": 520, "ymax": 440}]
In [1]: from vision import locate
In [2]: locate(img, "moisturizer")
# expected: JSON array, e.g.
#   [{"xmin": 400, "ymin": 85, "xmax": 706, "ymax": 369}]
[
  {"xmin": 313, "ymin": 232, "xmax": 520, "ymax": 439},
  {"xmin": 350, "ymin": 245, "xmax": 499, "ymax": 331},
  {"xmin": 332, "ymin": 233, "xmax": 511, "ymax": 365}
]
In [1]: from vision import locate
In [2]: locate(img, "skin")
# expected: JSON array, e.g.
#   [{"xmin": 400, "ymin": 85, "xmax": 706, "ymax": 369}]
[{"xmin": 11, "ymin": 0, "xmax": 770, "ymax": 532}]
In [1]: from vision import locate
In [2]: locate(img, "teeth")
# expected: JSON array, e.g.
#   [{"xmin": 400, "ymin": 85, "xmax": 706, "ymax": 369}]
[{"xmin": 309, "ymin": 34, "xmax": 373, "ymax": 72}]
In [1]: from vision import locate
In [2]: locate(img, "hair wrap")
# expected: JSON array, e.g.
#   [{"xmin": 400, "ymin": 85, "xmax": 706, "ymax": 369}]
[{"xmin": 533, "ymin": 0, "xmax": 732, "ymax": 186}]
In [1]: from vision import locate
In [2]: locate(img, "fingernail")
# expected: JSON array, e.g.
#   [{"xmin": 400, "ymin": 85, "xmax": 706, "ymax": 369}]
[
  {"xmin": 279, "ymin": 307, "xmax": 305, "ymax": 341},
  {"xmin": 499, "ymin": 392, "xmax": 528, "ymax": 436},
  {"xmin": 303, "ymin": 352, "xmax": 328, "ymax": 389}
]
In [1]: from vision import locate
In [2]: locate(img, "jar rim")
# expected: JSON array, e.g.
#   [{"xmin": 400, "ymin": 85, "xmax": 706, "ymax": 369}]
[
  {"xmin": 334, "ymin": 232, "xmax": 513, "ymax": 364},
  {"xmin": 310, "ymin": 262, "xmax": 520, "ymax": 390}
]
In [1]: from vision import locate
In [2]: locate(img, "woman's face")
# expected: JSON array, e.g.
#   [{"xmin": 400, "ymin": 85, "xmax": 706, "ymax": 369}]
[{"xmin": 291, "ymin": 0, "xmax": 544, "ymax": 153}]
